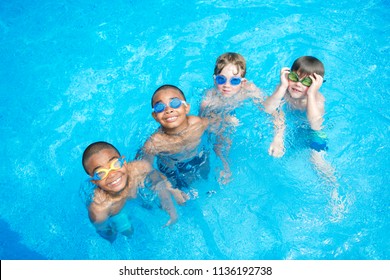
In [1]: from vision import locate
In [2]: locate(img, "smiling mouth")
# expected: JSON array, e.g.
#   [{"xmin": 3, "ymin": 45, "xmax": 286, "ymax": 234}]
[
  {"xmin": 165, "ymin": 116, "xmax": 178, "ymax": 122},
  {"xmin": 291, "ymin": 87, "xmax": 302, "ymax": 93},
  {"xmin": 108, "ymin": 176, "xmax": 122, "ymax": 188}
]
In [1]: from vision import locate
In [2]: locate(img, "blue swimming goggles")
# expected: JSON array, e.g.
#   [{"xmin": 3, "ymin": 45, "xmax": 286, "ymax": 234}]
[
  {"xmin": 152, "ymin": 97, "xmax": 187, "ymax": 113},
  {"xmin": 91, "ymin": 157, "xmax": 125, "ymax": 181},
  {"xmin": 214, "ymin": 75, "xmax": 243, "ymax": 86}
]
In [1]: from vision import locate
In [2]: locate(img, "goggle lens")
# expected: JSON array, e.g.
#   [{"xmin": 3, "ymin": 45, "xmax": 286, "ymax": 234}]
[
  {"xmin": 215, "ymin": 75, "xmax": 242, "ymax": 86},
  {"xmin": 288, "ymin": 72, "xmax": 312, "ymax": 87},
  {"xmin": 91, "ymin": 157, "xmax": 125, "ymax": 181},
  {"xmin": 215, "ymin": 75, "xmax": 227, "ymax": 85},
  {"xmin": 230, "ymin": 77, "xmax": 242, "ymax": 86},
  {"xmin": 152, "ymin": 98, "xmax": 186, "ymax": 113}
]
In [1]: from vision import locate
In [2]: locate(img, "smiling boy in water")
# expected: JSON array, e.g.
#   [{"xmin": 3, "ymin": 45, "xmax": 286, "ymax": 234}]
[
  {"xmin": 82, "ymin": 141, "xmax": 187, "ymax": 242},
  {"xmin": 199, "ymin": 52, "xmax": 265, "ymax": 184},
  {"xmin": 138, "ymin": 85, "xmax": 210, "ymax": 190}
]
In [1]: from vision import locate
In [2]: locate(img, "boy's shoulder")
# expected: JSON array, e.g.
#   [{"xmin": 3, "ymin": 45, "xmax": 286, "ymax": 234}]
[
  {"xmin": 91, "ymin": 188, "xmax": 112, "ymax": 206},
  {"xmin": 187, "ymin": 115, "xmax": 209, "ymax": 131},
  {"xmin": 127, "ymin": 159, "xmax": 152, "ymax": 173},
  {"xmin": 143, "ymin": 131, "xmax": 172, "ymax": 154},
  {"xmin": 243, "ymin": 82, "xmax": 264, "ymax": 99},
  {"xmin": 188, "ymin": 115, "xmax": 208, "ymax": 124}
]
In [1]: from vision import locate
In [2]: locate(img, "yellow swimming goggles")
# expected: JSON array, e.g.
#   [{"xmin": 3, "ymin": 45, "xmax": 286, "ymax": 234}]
[{"xmin": 91, "ymin": 157, "xmax": 125, "ymax": 181}]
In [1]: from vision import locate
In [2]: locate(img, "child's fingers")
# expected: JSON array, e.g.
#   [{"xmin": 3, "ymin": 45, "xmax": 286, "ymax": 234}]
[
  {"xmin": 310, "ymin": 73, "xmax": 323, "ymax": 83},
  {"xmin": 281, "ymin": 67, "xmax": 290, "ymax": 73}
]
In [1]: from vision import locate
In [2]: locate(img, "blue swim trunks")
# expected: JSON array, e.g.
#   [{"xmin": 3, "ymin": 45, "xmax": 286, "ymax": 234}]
[
  {"xmin": 94, "ymin": 211, "xmax": 133, "ymax": 242},
  {"xmin": 158, "ymin": 150, "xmax": 210, "ymax": 189},
  {"xmin": 137, "ymin": 186, "xmax": 159, "ymax": 209},
  {"xmin": 109, "ymin": 212, "xmax": 133, "ymax": 233},
  {"xmin": 309, "ymin": 130, "xmax": 328, "ymax": 152}
]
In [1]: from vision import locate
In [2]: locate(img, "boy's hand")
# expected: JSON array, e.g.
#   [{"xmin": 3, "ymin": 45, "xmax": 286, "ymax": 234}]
[
  {"xmin": 268, "ymin": 139, "xmax": 285, "ymax": 158},
  {"xmin": 307, "ymin": 73, "xmax": 323, "ymax": 97},
  {"xmin": 280, "ymin": 67, "xmax": 290, "ymax": 89},
  {"xmin": 170, "ymin": 189, "xmax": 189, "ymax": 205},
  {"xmin": 218, "ymin": 169, "xmax": 232, "ymax": 185},
  {"xmin": 163, "ymin": 213, "xmax": 178, "ymax": 227}
]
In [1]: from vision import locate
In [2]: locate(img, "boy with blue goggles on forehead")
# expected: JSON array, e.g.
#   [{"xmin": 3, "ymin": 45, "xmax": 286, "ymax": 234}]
[
  {"xmin": 138, "ymin": 84, "xmax": 211, "ymax": 191},
  {"xmin": 81, "ymin": 141, "xmax": 188, "ymax": 242}
]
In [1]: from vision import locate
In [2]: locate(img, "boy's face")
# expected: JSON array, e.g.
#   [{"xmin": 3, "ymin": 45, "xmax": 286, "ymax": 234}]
[
  {"xmin": 85, "ymin": 148, "xmax": 128, "ymax": 194},
  {"xmin": 152, "ymin": 88, "xmax": 190, "ymax": 133},
  {"xmin": 215, "ymin": 63, "xmax": 246, "ymax": 97},
  {"xmin": 287, "ymin": 71, "xmax": 311, "ymax": 99}
]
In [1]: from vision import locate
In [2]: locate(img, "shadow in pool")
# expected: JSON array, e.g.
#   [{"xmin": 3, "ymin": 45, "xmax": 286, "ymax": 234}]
[{"xmin": 0, "ymin": 219, "xmax": 47, "ymax": 260}]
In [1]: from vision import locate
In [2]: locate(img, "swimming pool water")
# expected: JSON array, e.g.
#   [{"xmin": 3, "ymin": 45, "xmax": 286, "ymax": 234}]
[{"xmin": 0, "ymin": 0, "xmax": 389, "ymax": 260}]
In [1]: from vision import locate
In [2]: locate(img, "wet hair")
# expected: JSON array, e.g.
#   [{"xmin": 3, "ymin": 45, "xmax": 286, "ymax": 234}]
[
  {"xmin": 82, "ymin": 141, "xmax": 120, "ymax": 174},
  {"xmin": 214, "ymin": 52, "xmax": 246, "ymax": 77},
  {"xmin": 291, "ymin": 56, "xmax": 325, "ymax": 77},
  {"xmin": 151, "ymin": 84, "xmax": 186, "ymax": 107}
]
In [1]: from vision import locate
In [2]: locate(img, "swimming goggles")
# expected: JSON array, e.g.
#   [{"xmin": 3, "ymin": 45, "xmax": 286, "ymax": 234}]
[
  {"xmin": 152, "ymin": 97, "xmax": 187, "ymax": 113},
  {"xmin": 214, "ymin": 75, "xmax": 243, "ymax": 86},
  {"xmin": 287, "ymin": 72, "xmax": 312, "ymax": 87},
  {"xmin": 91, "ymin": 157, "xmax": 125, "ymax": 181}
]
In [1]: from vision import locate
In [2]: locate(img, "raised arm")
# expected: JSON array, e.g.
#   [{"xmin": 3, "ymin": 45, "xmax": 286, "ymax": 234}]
[
  {"xmin": 306, "ymin": 73, "xmax": 325, "ymax": 131},
  {"xmin": 264, "ymin": 67, "xmax": 290, "ymax": 114}
]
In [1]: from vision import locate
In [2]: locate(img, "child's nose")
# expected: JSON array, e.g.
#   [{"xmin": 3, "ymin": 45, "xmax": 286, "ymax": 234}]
[{"xmin": 164, "ymin": 107, "xmax": 174, "ymax": 113}]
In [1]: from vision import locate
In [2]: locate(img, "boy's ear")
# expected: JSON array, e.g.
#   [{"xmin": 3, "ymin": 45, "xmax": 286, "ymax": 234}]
[
  {"xmin": 185, "ymin": 103, "xmax": 191, "ymax": 114},
  {"xmin": 90, "ymin": 179, "xmax": 98, "ymax": 186},
  {"xmin": 152, "ymin": 112, "xmax": 157, "ymax": 121}
]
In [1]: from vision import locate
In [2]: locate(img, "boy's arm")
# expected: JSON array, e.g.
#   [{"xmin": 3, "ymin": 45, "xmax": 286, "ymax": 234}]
[
  {"xmin": 133, "ymin": 160, "xmax": 182, "ymax": 226},
  {"xmin": 213, "ymin": 134, "xmax": 232, "ymax": 185},
  {"xmin": 199, "ymin": 100, "xmax": 207, "ymax": 117},
  {"xmin": 148, "ymin": 170, "xmax": 181, "ymax": 226},
  {"xmin": 264, "ymin": 67, "xmax": 290, "ymax": 114},
  {"xmin": 136, "ymin": 137, "xmax": 156, "ymax": 164},
  {"xmin": 306, "ymin": 73, "xmax": 325, "ymax": 131},
  {"xmin": 198, "ymin": 89, "xmax": 214, "ymax": 117},
  {"xmin": 141, "ymin": 163, "xmax": 190, "ymax": 226},
  {"xmin": 268, "ymin": 109, "xmax": 286, "ymax": 158},
  {"xmin": 149, "ymin": 169, "xmax": 189, "ymax": 205},
  {"xmin": 88, "ymin": 200, "xmax": 117, "ymax": 242},
  {"xmin": 245, "ymin": 82, "xmax": 265, "ymax": 109}
]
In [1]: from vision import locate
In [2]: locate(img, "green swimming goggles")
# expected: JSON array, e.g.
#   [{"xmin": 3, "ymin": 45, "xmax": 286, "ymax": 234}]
[
  {"xmin": 152, "ymin": 97, "xmax": 187, "ymax": 113},
  {"xmin": 287, "ymin": 72, "xmax": 312, "ymax": 87}
]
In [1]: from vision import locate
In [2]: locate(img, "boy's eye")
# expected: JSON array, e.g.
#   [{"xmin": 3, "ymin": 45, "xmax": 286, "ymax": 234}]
[
  {"xmin": 214, "ymin": 75, "xmax": 242, "ymax": 86},
  {"xmin": 152, "ymin": 98, "xmax": 186, "ymax": 113},
  {"xmin": 230, "ymin": 77, "xmax": 242, "ymax": 86},
  {"xmin": 288, "ymin": 72, "xmax": 312, "ymax": 87}
]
